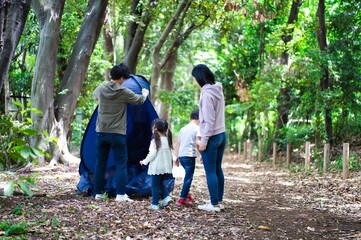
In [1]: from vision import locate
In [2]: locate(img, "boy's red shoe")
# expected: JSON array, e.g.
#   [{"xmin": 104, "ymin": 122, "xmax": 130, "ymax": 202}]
[
  {"xmin": 177, "ymin": 198, "xmax": 187, "ymax": 206},
  {"xmin": 187, "ymin": 193, "xmax": 195, "ymax": 205}
]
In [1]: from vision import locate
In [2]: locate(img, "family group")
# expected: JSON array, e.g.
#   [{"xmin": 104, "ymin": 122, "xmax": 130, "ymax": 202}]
[{"xmin": 92, "ymin": 63, "xmax": 226, "ymax": 212}]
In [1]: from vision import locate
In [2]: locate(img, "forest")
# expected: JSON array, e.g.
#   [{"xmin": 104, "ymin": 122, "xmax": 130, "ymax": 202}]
[{"xmin": 0, "ymin": 0, "xmax": 360, "ymax": 239}]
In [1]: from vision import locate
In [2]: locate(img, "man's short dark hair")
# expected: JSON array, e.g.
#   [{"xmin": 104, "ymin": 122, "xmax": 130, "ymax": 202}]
[
  {"xmin": 110, "ymin": 63, "xmax": 130, "ymax": 80},
  {"xmin": 190, "ymin": 109, "xmax": 199, "ymax": 120}
]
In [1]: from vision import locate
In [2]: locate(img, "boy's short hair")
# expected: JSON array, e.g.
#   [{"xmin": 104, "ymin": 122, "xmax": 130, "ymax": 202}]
[
  {"xmin": 110, "ymin": 63, "xmax": 130, "ymax": 80},
  {"xmin": 190, "ymin": 109, "xmax": 199, "ymax": 120}
]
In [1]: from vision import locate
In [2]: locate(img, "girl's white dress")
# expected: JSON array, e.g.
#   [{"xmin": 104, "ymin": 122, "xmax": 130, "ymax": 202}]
[{"xmin": 142, "ymin": 137, "xmax": 173, "ymax": 175}]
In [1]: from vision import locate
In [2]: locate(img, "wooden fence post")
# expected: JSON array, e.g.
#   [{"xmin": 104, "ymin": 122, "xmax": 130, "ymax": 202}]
[
  {"xmin": 286, "ymin": 144, "xmax": 291, "ymax": 166},
  {"xmin": 272, "ymin": 142, "xmax": 277, "ymax": 167},
  {"xmin": 305, "ymin": 142, "xmax": 311, "ymax": 170},
  {"xmin": 323, "ymin": 143, "xmax": 330, "ymax": 172},
  {"xmin": 258, "ymin": 140, "xmax": 263, "ymax": 162},
  {"xmin": 343, "ymin": 143, "xmax": 349, "ymax": 179},
  {"xmin": 243, "ymin": 142, "xmax": 247, "ymax": 160},
  {"xmin": 248, "ymin": 140, "xmax": 253, "ymax": 161},
  {"xmin": 238, "ymin": 142, "xmax": 241, "ymax": 156}
]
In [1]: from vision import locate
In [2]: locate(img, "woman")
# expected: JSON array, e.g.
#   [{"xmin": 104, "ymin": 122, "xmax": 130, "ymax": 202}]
[{"xmin": 191, "ymin": 64, "xmax": 226, "ymax": 212}]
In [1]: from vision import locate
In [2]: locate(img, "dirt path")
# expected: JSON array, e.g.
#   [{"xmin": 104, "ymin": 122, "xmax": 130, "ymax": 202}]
[{"xmin": 0, "ymin": 155, "xmax": 360, "ymax": 239}]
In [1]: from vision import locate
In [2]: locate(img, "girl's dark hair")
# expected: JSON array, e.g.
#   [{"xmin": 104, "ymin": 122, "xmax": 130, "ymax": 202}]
[
  {"xmin": 191, "ymin": 64, "xmax": 215, "ymax": 87},
  {"xmin": 152, "ymin": 119, "xmax": 173, "ymax": 150}
]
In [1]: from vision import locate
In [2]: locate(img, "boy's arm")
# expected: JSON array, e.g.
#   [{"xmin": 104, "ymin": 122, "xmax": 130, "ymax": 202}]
[{"xmin": 174, "ymin": 137, "xmax": 180, "ymax": 167}]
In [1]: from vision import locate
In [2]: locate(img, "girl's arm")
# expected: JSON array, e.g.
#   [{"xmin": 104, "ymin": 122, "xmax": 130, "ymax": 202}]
[{"xmin": 140, "ymin": 140, "xmax": 157, "ymax": 165}]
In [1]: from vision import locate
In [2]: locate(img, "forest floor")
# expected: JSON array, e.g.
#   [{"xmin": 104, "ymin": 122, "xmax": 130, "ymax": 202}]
[{"xmin": 0, "ymin": 154, "xmax": 360, "ymax": 240}]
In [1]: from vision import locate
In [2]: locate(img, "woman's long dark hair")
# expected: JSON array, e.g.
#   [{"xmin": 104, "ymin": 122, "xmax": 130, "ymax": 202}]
[
  {"xmin": 191, "ymin": 64, "xmax": 215, "ymax": 87},
  {"xmin": 152, "ymin": 119, "xmax": 173, "ymax": 150}
]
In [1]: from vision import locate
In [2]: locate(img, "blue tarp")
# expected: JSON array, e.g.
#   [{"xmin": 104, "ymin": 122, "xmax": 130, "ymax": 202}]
[{"xmin": 77, "ymin": 74, "xmax": 174, "ymax": 197}]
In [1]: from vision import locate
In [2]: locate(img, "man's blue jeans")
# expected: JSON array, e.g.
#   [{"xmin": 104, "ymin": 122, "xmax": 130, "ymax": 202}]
[
  {"xmin": 151, "ymin": 174, "xmax": 172, "ymax": 205},
  {"xmin": 200, "ymin": 132, "xmax": 226, "ymax": 205},
  {"xmin": 179, "ymin": 157, "xmax": 196, "ymax": 199},
  {"xmin": 94, "ymin": 133, "xmax": 128, "ymax": 195}
]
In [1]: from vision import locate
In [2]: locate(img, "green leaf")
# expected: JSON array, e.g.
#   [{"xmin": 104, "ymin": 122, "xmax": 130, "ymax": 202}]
[
  {"xmin": 30, "ymin": 108, "xmax": 42, "ymax": 115},
  {"xmin": 18, "ymin": 182, "xmax": 33, "ymax": 197},
  {"xmin": 20, "ymin": 148, "xmax": 31, "ymax": 159},
  {"xmin": 12, "ymin": 101, "xmax": 23, "ymax": 108},
  {"xmin": 22, "ymin": 129, "xmax": 38, "ymax": 136},
  {"xmin": 4, "ymin": 181, "xmax": 15, "ymax": 196}
]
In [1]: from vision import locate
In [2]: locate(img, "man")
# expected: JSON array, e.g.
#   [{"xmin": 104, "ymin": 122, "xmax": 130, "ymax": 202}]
[{"xmin": 93, "ymin": 63, "xmax": 149, "ymax": 202}]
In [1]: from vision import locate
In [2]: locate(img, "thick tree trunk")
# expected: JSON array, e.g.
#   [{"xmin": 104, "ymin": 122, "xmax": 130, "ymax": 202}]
[
  {"xmin": 277, "ymin": 0, "xmax": 301, "ymax": 130},
  {"xmin": 123, "ymin": 0, "xmax": 156, "ymax": 73},
  {"xmin": 316, "ymin": 0, "xmax": 333, "ymax": 145},
  {"xmin": 0, "ymin": 0, "xmax": 31, "ymax": 90},
  {"xmin": 31, "ymin": 0, "xmax": 65, "ymax": 165},
  {"xmin": 53, "ymin": 0, "xmax": 109, "ymax": 165},
  {"xmin": 158, "ymin": 52, "xmax": 177, "ymax": 122}
]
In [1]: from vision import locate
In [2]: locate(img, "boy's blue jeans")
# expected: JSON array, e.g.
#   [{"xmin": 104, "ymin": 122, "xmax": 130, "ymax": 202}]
[
  {"xmin": 200, "ymin": 132, "xmax": 226, "ymax": 206},
  {"xmin": 179, "ymin": 157, "xmax": 196, "ymax": 199},
  {"xmin": 94, "ymin": 133, "xmax": 128, "ymax": 195},
  {"xmin": 151, "ymin": 174, "xmax": 172, "ymax": 205}
]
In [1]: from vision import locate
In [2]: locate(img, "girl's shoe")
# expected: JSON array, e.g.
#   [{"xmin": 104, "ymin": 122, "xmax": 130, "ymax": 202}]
[
  {"xmin": 151, "ymin": 204, "xmax": 159, "ymax": 210},
  {"xmin": 160, "ymin": 196, "xmax": 173, "ymax": 207},
  {"xmin": 177, "ymin": 198, "xmax": 187, "ymax": 207}
]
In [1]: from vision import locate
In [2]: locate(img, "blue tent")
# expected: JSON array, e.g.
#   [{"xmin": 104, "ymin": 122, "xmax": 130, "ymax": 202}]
[{"xmin": 77, "ymin": 74, "xmax": 174, "ymax": 197}]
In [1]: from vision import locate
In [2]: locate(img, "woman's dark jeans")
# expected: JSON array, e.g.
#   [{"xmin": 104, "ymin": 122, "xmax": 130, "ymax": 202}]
[
  {"xmin": 94, "ymin": 133, "xmax": 128, "ymax": 195},
  {"xmin": 179, "ymin": 157, "xmax": 196, "ymax": 199},
  {"xmin": 200, "ymin": 132, "xmax": 226, "ymax": 205}
]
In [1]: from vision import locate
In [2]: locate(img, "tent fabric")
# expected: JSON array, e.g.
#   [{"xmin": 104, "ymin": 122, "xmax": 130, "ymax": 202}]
[{"xmin": 77, "ymin": 74, "xmax": 175, "ymax": 197}]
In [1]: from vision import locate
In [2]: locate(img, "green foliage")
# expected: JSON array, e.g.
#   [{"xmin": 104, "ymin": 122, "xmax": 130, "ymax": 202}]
[
  {"xmin": 278, "ymin": 124, "xmax": 314, "ymax": 150},
  {"xmin": 0, "ymin": 220, "xmax": 29, "ymax": 237},
  {"xmin": 158, "ymin": 89, "xmax": 198, "ymax": 133},
  {"xmin": 329, "ymin": 152, "xmax": 361, "ymax": 172},
  {"xmin": 0, "ymin": 101, "xmax": 56, "ymax": 170},
  {"xmin": 0, "ymin": 102, "xmax": 55, "ymax": 196}
]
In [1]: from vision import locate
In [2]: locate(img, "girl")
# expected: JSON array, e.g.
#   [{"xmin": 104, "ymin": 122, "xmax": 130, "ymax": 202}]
[{"xmin": 140, "ymin": 119, "xmax": 174, "ymax": 210}]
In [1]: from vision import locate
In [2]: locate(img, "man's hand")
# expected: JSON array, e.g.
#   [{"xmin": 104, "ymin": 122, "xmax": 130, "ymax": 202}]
[
  {"xmin": 142, "ymin": 88, "xmax": 149, "ymax": 97},
  {"xmin": 139, "ymin": 160, "xmax": 145, "ymax": 165}
]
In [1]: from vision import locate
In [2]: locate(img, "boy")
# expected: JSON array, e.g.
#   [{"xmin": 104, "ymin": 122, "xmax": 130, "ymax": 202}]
[{"xmin": 174, "ymin": 109, "xmax": 200, "ymax": 206}]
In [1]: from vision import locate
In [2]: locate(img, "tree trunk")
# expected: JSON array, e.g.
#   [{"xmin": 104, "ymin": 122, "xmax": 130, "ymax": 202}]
[
  {"xmin": 316, "ymin": 0, "xmax": 333, "ymax": 145},
  {"xmin": 103, "ymin": 6, "xmax": 114, "ymax": 81},
  {"xmin": 0, "ymin": 0, "xmax": 31, "ymax": 90},
  {"xmin": 277, "ymin": 0, "xmax": 301, "ymax": 130},
  {"xmin": 31, "ymin": 0, "xmax": 65, "ymax": 165},
  {"xmin": 53, "ymin": 0, "xmax": 109, "ymax": 165},
  {"xmin": 158, "ymin": 52, "xmax": 177, "ymax": 122},
  {"xmin": 123, "ymin": 0, "xmax": 156, "ymax": 73}
]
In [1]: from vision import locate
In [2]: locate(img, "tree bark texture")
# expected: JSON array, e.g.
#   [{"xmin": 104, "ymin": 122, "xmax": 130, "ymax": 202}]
[
  {"xmin": 277, "ymin": 0, "xmax": 301, "ymax": 130},
  {"xmin": 53, "ymin": 0, "xmax": 108, "ymax": 164},
  {"xmin": 316, "ymin": 0, "xmax": 333, "ymax": 145},
  {"xmin": 123, "ymin": 0, "xmax": 156, "ymax": 73},
  {"xmin": 0, "ymin": 0, "xmax": 31, "ymax": 91},
  {"xmin": 31, "ymin": 0, "xmax": 65, "ymax": 164},
  {"xmin": 158, "ymin": 52, "xmax": 177, "ymax": 121}
]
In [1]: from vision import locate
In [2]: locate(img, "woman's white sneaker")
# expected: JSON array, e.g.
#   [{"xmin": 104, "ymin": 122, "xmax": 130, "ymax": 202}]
[
  {"xmin": 95, "ymin": 193, "xmax": 106, "ymax": 200},
  {"xmin": 198, "ymin": 202, "xmax": 220, "ymax": 212}
]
